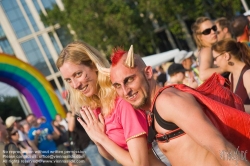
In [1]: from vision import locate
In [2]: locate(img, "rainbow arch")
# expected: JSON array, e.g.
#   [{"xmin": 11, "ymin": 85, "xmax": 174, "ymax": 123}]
[{"xmin": 0, "ymin": 53, "xmax": 66, "ymax": 121}]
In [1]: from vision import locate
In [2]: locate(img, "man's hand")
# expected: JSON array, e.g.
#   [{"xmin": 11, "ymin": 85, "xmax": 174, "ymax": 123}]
[
  {"xmin": 47, "ymin": 134, "xmax": 53, "ymax": 140},
  {"xmin": 35, "ymin": 130, "xmax": 41, "ymax": 136}
]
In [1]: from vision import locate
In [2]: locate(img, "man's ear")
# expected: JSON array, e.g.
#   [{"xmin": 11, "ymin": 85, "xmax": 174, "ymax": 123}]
[
  {"xmin": 223, "ymin": 27, "xmax": 228, "ymax": 33},
  {"xmin": 144, "ymin": 66, "xmax": 153, "ymax": 79}
]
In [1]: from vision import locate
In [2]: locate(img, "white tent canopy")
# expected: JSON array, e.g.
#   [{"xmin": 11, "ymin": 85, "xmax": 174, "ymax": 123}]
[{"xmin": 142, "ymin": 49, "xmax": 180, "ymax": 68}]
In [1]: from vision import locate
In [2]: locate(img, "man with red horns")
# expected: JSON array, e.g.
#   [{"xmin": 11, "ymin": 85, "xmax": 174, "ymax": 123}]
[{"xmin": 98, "ymin": 46, "xmax": 250, "ymax": 165}]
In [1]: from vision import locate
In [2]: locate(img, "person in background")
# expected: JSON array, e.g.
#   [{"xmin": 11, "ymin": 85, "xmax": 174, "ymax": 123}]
[
  {"xmin": 165, "ymin": 63, "xmax": 186, "ymax": 86},
  {"xmin": 0, "ymin": 117, "xmax": 7, "ymax": 165},
  {"xmin": 27, "ymin": 114, "xmax": 59, "ymax": 166},
  {"xmin": 212, "ymin": 38, "xmax": 250, "ymax": 113},
  {"xmin": 174, "ymin": 50, "xmax": 200, "ymax": 86},
  {"xmin": 156, "ymin": 65, "xmax": 167, "ymax": 87},
  {"xmin": 191, "ymin": 17, "xmax": 223, "ymax": 82},
  {"xmin": 5, "ymin": 116, "xmax": 26, "ymax": 142},
  {"xmin": 55, "ymin": 114, "xmax": 68, "ymax": 131},
  {"xmin": 37, "ymin": 116, "xmax": 46, "ymax": 125},
  {"xmin": 5, "ymin": 116, "xmax": 40, "ymax": 165},
  {"xmin": 214, "ymin": 17, "xmax": 232, "ymax": 79},
  {"xmin": 244, "ymin": 10, "xmax": 250, "ymax": 22},
  {"xmin": 214, "ymin": 17, "xmax": 232, "ymax": 41},
  {"xmin": 5, "ymin": 127, "xmax": 26, "ymax": 166},
  {"xmin": 231, "ymin": 15, "xmax": 250, "ymax": 45}
]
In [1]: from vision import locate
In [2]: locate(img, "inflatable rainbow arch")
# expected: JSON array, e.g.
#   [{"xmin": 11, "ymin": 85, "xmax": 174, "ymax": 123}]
[{"xmin": 0, "ymin": 53, "xmax": 66, "ymax": 121}]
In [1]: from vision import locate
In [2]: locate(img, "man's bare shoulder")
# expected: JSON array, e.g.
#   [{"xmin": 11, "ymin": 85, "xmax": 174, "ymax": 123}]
[
  {"xmin": 156, "ymin": 87, "xmax": 194, "ymax": 104},
  {"xmin": 154, "ymin": 87, "xmax": 198, "ymax": 121}
]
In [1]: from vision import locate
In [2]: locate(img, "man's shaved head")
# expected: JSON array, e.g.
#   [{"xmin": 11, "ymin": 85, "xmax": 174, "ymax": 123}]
[{"xmin": 110, "ymin": 47, "xmax": 146, "ymax": 70}]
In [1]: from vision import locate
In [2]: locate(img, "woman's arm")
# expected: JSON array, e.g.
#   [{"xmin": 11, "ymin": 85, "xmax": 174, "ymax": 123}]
[
  {"xmin": 243, "ymin": 70, "xmax": 250, "ymax": 113},
  {"xmin": 95, "ymin": 143, "xmax": 114, "ymax": 161},
  {"xmin": 198, "ymin": 47, "xmax": 223, "ymax": 81},
  {"xmin": 77, "ymin": 107, "xmax": 151, "ymax": 166}
]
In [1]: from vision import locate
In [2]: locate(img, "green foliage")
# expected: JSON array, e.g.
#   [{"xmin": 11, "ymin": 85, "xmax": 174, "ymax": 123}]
[
  {"xmin": 137, "ymin": 0, "xmax": 243, "ymax": 37},
  {"xmin": 41, "ymin": 0, "xmax": 245, "ymax": 55},
  {"xmin": 0, "ymin": 95, "xmax": 26, "ymax": 121},
  {"xmin": 42, "ymin": 0, "xmax": 156, "ymax": 56}
]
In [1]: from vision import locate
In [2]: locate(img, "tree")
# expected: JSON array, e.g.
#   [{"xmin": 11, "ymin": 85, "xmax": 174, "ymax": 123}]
[
  {"xmin": 42, "ymin": 0, "xmax": 244, "ymax": 55},
  {"xmin": 42, "ymin": 0, "xmax": 157, "ymax": 56},
  {"xmin": 137, "ymin": 0, "xmax": 243, "ymax": 37},
  {"xmin": 0, "ymin": 95, "xmax": 26, "ymax": 122}
]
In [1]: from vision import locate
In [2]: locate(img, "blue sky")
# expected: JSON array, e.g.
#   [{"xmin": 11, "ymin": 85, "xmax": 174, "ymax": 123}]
[{"xmin": 0, "ymin": 82, "xmax": 18, "ymax": 96}]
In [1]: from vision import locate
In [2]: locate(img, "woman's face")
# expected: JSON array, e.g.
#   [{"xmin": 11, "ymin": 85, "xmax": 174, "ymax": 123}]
[
  {"xmin": 10, "ymin": 130, "xmax": 19, "ymax": 141},
  {"xmin": 198, "ymin": 20, "xmax": 217, "ymax": 47},
  {"xmin": 212, "ymin": 50, "xmax": 227, "ymax": 71},
  {"xmin": 60, "ymin": 61, "xmax": 98, "ymax": 97}
]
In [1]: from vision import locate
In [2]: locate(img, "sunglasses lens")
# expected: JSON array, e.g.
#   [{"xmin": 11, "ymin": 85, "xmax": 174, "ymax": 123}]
[
  {"xmin": 202, "ymin": 28, "xmax": 211, "ymax": 35},
  {"xmin": 11, "ymin": 131, "xmax": 18, "ymax": 135},
  {"xmin": 212, "ymin": 25, "xmax": 217, "ymax": 32},
  {"xmin": 202, "ymin": 25, "xmax": 217, "ymax": 35}
]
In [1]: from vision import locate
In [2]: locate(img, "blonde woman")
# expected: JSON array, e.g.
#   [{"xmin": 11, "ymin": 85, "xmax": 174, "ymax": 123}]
[
  {"xmin": 192, "ymin": 17, "xmax": 223, "ymax": 82},
  {"xmin": 56, "ymin": 41, "xmax": 165, "ymax": 166}
]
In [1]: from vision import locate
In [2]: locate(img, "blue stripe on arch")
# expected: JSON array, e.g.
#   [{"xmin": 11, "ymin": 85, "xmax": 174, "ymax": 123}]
[
  {"xmin": 0, "ymin": 77, "xmax": 43, "ymax": 118},
  {"xmin": 0, "ymin": 71, "xmax": 52, "ymax": 121}
]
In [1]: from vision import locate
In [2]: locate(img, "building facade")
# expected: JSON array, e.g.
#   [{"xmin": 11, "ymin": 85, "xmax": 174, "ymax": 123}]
[{"xmin": 0, "ymin": 0, "xmax": 71, "ymax": 113}]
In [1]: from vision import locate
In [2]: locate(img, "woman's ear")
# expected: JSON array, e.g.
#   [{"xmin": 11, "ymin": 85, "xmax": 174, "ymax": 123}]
[
  {"xmin": 224, "ymin": 52, "xmax": 231, "ymax": 61},
  {"xmin": 144, "ymin": 66, "xmax": 153, "ymax": 79}
]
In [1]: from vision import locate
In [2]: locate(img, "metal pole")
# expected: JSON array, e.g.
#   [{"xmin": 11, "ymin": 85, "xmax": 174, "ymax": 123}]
[{"xmin": 241, "ymin": 0, "xmax": 249, "ymax": 12}]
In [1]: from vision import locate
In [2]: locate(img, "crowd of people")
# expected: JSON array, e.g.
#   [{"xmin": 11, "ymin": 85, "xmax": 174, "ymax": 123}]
[
  {"xmin": 153, "ymin": 15, "xmax": 250, "ymax": 114},
  {"xmin": 1, "ymin": 13, "xmax": 250, "ymax": 166}
]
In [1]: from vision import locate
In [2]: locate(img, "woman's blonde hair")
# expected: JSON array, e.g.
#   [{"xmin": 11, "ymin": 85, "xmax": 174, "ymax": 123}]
[
  {"xmin": 191, "ymin": 17, "xmax": 211, "ymax": 49},
  {"xmin": 56, "ymin": 41, "xmax": 116, "ymax": 116}
]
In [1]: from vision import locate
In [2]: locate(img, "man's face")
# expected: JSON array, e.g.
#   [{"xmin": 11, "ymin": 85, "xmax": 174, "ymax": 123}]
[
  {"xmin": 55, "ymin": 115, "xmax": 62, "ymax": 122},
  {"xmin": 27, "ymin": 115, "xmax": 37, "ymax": 127},
  {"xmin": 110, "ymin": 61, "xmax": 151, "ymax": 109},
  {"xmin": 215, "ymin": 23, "xmax": 226, "ymax": 41},
  {"xmin": 183, "ymin": 57, "xmax": 193, "ymax": 70}
]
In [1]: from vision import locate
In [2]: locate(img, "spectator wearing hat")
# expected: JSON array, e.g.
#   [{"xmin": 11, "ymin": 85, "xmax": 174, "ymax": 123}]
[
  {"xmin": 165, "ymin": 63, "xmax": 186, "ymax": 86},
  {"xmin": 214, "ymin": 17, "xmax": 232, "ymax": 41},
  {"xmin": 4, "ymin": 127, "xmax": 26, "ymax": 166},
  {"xmin": 5, "ymin": 116, "xmax": 26, "ymax": 142},
  {"xmin": 175, "ymin": 50, "xmax": 200, "ymax": 86},
  {"xmin": 244, "ymin": 10, "xmax": 250, "ymax": 22},
  {"xmin": 6, "ymin": 116, "xmax": 39, "ymax": 165}
]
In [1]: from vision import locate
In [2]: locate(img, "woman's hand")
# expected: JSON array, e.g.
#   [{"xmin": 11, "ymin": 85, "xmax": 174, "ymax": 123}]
[{"xmin": 77, "ymin": 106, "xmax": 106, "ymax": 143}]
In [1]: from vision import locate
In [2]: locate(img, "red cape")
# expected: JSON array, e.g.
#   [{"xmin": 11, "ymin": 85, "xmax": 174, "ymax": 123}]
[{"xmin": 155, "ymin": 74, "xmax": 250, "ymax": 160}]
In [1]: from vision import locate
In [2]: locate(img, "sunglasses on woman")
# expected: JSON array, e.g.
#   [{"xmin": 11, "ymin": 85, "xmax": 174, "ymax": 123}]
[
  {"xmin": 199, "ymin": 25, "xmax": 217, "ymax": 35},
  {"xmin": 11, "ymin": 130, "xmax": 18, "ymax": 135}
]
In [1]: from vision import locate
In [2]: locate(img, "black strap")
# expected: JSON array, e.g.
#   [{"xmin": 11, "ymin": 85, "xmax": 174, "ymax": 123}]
[
  {"xmin": 154, "ymin": 106, "xmax": 179, "ymax": 130},
  {"xmin": 156, "ymin": 129, "xmax": 185, "ymax": 142}
]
